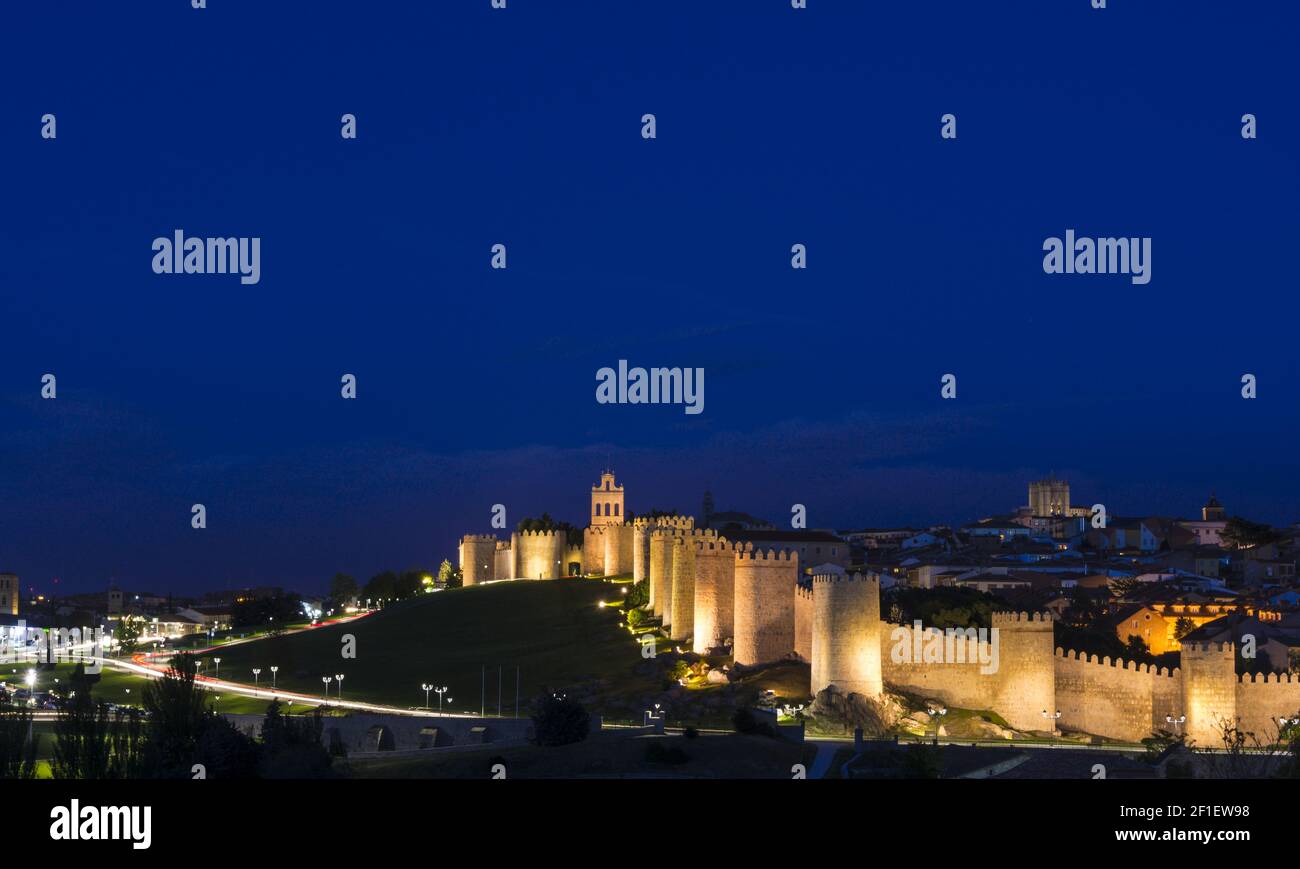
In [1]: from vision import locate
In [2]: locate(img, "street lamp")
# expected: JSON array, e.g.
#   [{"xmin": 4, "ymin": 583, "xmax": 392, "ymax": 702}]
[
  {"xmin": 434, "ymin": 685, "xmax": 449, "ymax": 714},
  {"xmin": 213, "ymin": 657, "xmax": 221, "ymax": 678},
  {"xmin": 252, "ymin": 668, "xmax": 261, "ymax": 691},
  {"xmin": 270, "ymin": 666, "xmax": 278, "ymax": 689},
  {"xmin": 322, "ymin": 675, "xmax": 333, "ymax": 702},
  {"xmin": 1041, "ymin": 709, "xmax": 1062, "ymax": 738},
  {"xmin": 421, "ymin": 683, "xmax": 433, "ymax": 710},
  {"xmin": 932, "ymin": 706, "xmax": 948, "ymax": 742},
  {"xmin": 334, "ymin": 674, "xmax": 345, "ymax": 702},
  {"xmin": 24, "ymin": 670, "xmax": 36, "ymax": 750}
]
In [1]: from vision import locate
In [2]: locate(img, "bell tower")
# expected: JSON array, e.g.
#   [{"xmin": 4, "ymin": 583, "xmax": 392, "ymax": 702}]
[{"xmin": 591, "ymin": 470, "xmax": 625, "ymax": 526}]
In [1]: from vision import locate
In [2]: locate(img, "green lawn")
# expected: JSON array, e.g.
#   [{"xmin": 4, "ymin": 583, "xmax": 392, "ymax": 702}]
[
  {"xmin": 193, "ymin": 579, "xmax": 648, "ymax": 713},
  {"xmin": 0, "ymin": 662, "xmax": 152, "ymax": 706},
  {"xmin": 0, "ymin": 661, "xmax": 314, "ymax": 718}
]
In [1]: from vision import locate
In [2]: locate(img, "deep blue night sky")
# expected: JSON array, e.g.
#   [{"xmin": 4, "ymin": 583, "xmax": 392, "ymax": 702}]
[{"xmin": 2, "ymin": 1, "xmax": 1297, "ymax": 597}]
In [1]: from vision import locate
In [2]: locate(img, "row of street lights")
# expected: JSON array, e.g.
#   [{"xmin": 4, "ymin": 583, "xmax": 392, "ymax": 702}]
[
  {"xmin": 321, "ymin": 674, "xmax": 346, "ymax": 701},
  {"xmin": 421, "ymin": 683, "xmax": 451, "ymax": 713}
]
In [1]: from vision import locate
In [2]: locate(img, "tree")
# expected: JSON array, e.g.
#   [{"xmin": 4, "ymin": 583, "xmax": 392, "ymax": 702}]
[
  {"xmin": 195, "ymin": 714, "xmax": 260, "ymax": 779},
  {"xmin": 437, "ymin": 559, "xmax": 461, "ymax": 590},
  {"xmin": 1108, "ymin": 577, "xmax": 1143, "ymax": 599},
  {"xmin": 52, "ymin": 664, "xmax": 114, "ymax": 779},
  {"xmin": 232, "ymin": 595, "xmax": 301, "ymax": 631},
  {"xmin": 1220, "ymin": 516, "xmax": 1281, "ymax": 549},
  {"xmin": 625, "ymin": 580, "xmax": 648, "ymax": 609},
  {"xmin": 517, "ymin": 514, "xmax": 584, "ymax": 548},
  {"xmin": 0, "ymin": 698, "xmax": 38, "ymax": 780},
  {"xmin": 259, "ymin": 701, "xmax": 334, "ymax": 778},
  {"xmin": 1173, "ymin": 616, "xmax": 1197, "ymax": 642},
  {"xmin": 531, "ymin": 692, "xmax": 590, "ymax": 747},
  {"xmin": 1124, "ymin": 634, "xmax": 1151, "ymax": 661},
  {"xmin": 1063, "ymin": 587, "xmax": 1103, "ymax": 627},
  {"xmin": 363, "ymin": 570, "xmax": 398, "ymax": 602},
  {"xmin": 47, "ymin": 663, "xmax": 147, "ymax": 780},
  {"xmin": 329, "ymin": 573, "xmax": 358, "ymax": 603},
  {"xmin": 395, "ymin": 569, "xmax": 426, "ymax": 599},
  {"xmin": 140, "ymin": 653, "xmax": 210, "ymax": 777},
  {"xmin": 114, "ymin": 617, "xmax": 141, "ymax": 655}
]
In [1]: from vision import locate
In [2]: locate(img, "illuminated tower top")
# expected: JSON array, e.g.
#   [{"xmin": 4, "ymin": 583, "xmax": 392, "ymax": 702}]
[{"xmin": 591, "ymin": 470, "xmax": 625, "ymax": 526}]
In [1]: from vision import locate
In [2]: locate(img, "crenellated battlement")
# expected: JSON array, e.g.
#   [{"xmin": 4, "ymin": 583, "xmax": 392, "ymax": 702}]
[
  {"xmin": 1239, "ymin": 670, "xmax": 1300, "ymax": 684},
  {"xmin": 735, "ymin": 544, "xmax": 796, "ymax": 563},
  {"xmin": 1181, "ymin": 641, "xmax": 1235, "ymax": 656},
  {"xmin": 517, "ymin": 528, "xmax": 565, "ymax": 539},
  {"xmin": 495, "ymin": 540, "xmax": 511, "ymax": 551},
  {"xmin": 460, "ymin": 533, "xmax": 498, "ymax": 543},
  {"xmin": 991, "ymin": 610, "xmax": 1055, "ymax": 629},
  {"xmin": 1055, "ymin": 647, "xmax": 1179, "ymax": 678},
  {"xmin": 673, "ymin": 529, "xmax": 717, "ymax": 547},
  {"xmin": 812, "ymin": 570, "xmax": 878, "ymax": 586},
  {"xmin": 695, "ymin": 536, "xmax": 735, "ymax": 554}
]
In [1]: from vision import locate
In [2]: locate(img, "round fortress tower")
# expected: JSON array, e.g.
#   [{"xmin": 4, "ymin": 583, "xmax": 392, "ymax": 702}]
[
  {"xmin": 668, "ymin": 529, "xmax": 715, "ymax": 641},
  {"xmin": 632, "ymin": 518, "xmax": 652, "ymax": 583},
  {"xmin": 693, "ymin": 536, "xmax": 736, "ymax": 654},
  {"xmin": 458, "ymin": 535, "xmax": 498, "ymax": 587},
  {"xmin": 1180, "ymin": 641, "xmax": 1237, "ymax": 747},
  {"xmin": 989, "ymin": 611, "xmax": 1057, "ymax": 733},
  {"xmin": 811, "ymin": 571, "xmax": 882, "ymax": 698},
  {"xmin": 648, "ymin": 529, "xmax": 676, "ymax": 624},
  {"xmin": 732, "ymin": 544, "xmax": 799, "ymax": 666},
  {"xmin": 669, "ymin": 536, "xmax": 696, "ymax": 641}
]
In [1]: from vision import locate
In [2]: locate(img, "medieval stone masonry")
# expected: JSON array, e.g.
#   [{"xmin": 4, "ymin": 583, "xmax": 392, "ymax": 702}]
[{"xmin": 457, "ymin": 473, "xmax": 1300, "ymax": 745}]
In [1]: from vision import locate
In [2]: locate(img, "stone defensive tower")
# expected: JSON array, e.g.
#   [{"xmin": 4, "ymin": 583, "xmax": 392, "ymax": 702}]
[
  {"xmin": 458, "ymin": 535, "xmax": 498, "ymax": 587},
  {"xmin": 582, "ymin": 525, "xmax": 607, "ymax": 575},
  {"xmin": 667, "ymin": 529, "xmax": 716, "ymax": 641},
  {"xmin": 494, "ymin": 541, "xmax": 513, "ymax": 581},
  {"xmin": 990, "ymin": 611, "xmax": 1057, "ymax": 732},
  {"xmin": 631, "ymin": 514, "xmax": 693, "ymax": 582},
  {"xmin": 603, "ymin": 522, "xmax": 635, "ymax": 576},
  {"xmin": 647, "ymin": 523, "xmax": 691, "ymax": 623},
  {"xmin": 811, "ymin": 571, "xmax": 882, "ymax": 698},
  {"xmin": 1180, "ymin": 641, "xmax": 1237, "ymax": 747},
  {"xmin": 732, "ymin": 544, "xmax": 799, "ymax": 666},
  {"xmin": 669, "ymin": 536, "xmax": 696, "ymax": 641},
  {"xmin": 692, "ymin": 536, "xmax": 736, "ymax": 654},
  {"xmin": 590, "ymin": 470, "xmax": 625, "ymax": 526},
  {"xmin": 794, "ymin": 581, "xmax": 813, "ymax": 662},
  {"xmin": 510, "ymin": 529, "xmax": 566, "ymax": 580},
  {"xmin": 632, "ymin": 518, "xmax": 653, "ymax": 582}
]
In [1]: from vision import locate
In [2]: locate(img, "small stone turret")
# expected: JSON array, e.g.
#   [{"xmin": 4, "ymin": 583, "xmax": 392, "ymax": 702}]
[{"xmin": 458, "ymin": 535, "xmax": 498, "ymax": 587}]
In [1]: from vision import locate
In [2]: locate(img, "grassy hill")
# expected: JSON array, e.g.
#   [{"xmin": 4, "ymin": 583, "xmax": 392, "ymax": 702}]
[{"xmin": 196, "ymin": 579, "xmax": 651, "ymax": 714}]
